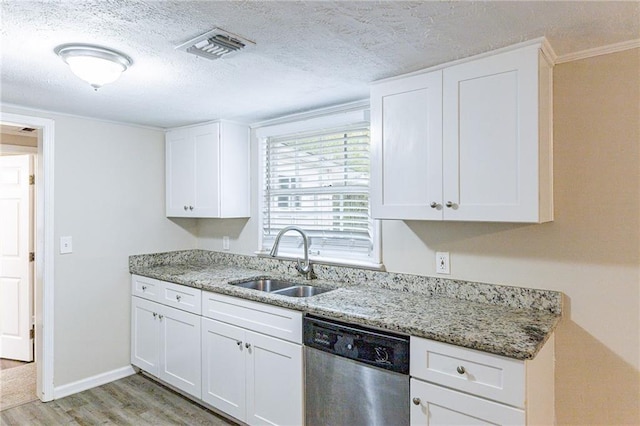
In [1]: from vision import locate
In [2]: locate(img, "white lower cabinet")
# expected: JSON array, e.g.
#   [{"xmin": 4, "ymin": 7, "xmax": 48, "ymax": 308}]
[
  {"xmin": 202, "ymin": 317, "xmax": 303, "ymax": 425},
  {"xmin": 410, "ymin": 336, "xmax": 555, "ymax": 426},
  {"xmin": 410, "ymin": 379, "xmax": 524, "ymax": 425},
  {"xmin": 201, "ymin": 291, "xmax": 303, "ymax": 425},
  {"xmin": 131, "ymin": 296, "xmax": 202, "ymax": 399},
  {"xmin": 201, "ymin": 318, "xmax": 245, "ymax": 420},
  {"xmin": 131, "ymin": 277, "xmax": 303, "ymax": 425}
]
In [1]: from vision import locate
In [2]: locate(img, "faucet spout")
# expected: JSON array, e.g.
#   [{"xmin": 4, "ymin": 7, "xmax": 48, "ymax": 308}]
[{"xmin": 269, "ymin": 225, "xmax": 315, "ymax": 279}]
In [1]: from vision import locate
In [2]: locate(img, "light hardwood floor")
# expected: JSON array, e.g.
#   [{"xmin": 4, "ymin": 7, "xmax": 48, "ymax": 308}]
[{"xmin": 1, "ymin": 373, "xmax": 238, "ymax": 425}]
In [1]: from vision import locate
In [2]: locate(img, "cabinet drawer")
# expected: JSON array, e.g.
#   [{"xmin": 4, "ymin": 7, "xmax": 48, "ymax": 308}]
[
  {"xmin": 131, "ymin": 275, "xmax": 162, "ymax": 302},
  {"xmin": 410, "ymin": 378, "xmax": 525, "ymax": 425},
  {"xmin": 202, "ymin": 292, "xmax": 302, "ymax": 344},
  {"xmin": 410, "ymin": 337, "xmax": 525, "ymax": 408},
  {"xmin": 160, "ymin": 281, "xmax": 202, "ymax": 315}
]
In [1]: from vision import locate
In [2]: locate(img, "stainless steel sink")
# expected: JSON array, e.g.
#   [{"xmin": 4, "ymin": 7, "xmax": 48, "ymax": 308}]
[
  {"xmin": 231, "ymin": 279, "xmax": 333, "ymax": 297},
  {"xmin": 232, "ymin": 279, "xmax": 295, "ymax": 292},
  {"xmin": 271, "ymin": 285, "xmax": 333, "ymax": 297}
]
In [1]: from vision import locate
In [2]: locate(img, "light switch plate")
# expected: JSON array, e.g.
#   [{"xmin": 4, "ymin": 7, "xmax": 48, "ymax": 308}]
[
  {"xmin": 60, "ymin": 236, "xmax": 73, "ymax": 254},
  {"xmin": 222, "ymin": 236, "xmax": 230, "ymax": 251}
]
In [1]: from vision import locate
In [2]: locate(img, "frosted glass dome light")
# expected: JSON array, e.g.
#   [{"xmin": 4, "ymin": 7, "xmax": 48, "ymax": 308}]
[{"xmin": 55, "ymin": 44, "xmax": 132, "ymax": 90}]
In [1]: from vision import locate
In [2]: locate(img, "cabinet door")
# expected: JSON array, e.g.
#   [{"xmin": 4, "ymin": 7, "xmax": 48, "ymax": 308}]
[
  {"xmin": 192, "ymin": 123, "xmax": 221, "ymax": 217},
  {"xmin": 166, "ymin": 128, "xmax": 195, "ymax": 217},
  {"xmin": 201, "ymin": 318, "xmax": 246, "ymax": 422},
  {"xmin": 371, "ymin": 70, "xmax": 443, "ymax": 220},
  {"xmin": 245, "ymin": 330, "xmax": 303, "ymax": 426},
  {"xmin": 219, "ymin": 121, "xmax": 250, "ymax": 218},
  {"xmin": 443, "ymin": 45, "xmax": 542, "ymax": 222},
  {"xmin": 158, "ymin": 304, "xmax": 201, "ymax": 398},
  {"xmin": 131, "ymin": 297, "xmax": 159, "ymax": 376},
  {"xmin": 410, "ymin": 379, "xmax": 525, "ymax": 425}
]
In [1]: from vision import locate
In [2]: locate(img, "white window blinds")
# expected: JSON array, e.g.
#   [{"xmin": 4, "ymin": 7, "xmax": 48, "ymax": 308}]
[{"xmin": 262, "ymin": 123, "xmax": 374, "ymax": 262}]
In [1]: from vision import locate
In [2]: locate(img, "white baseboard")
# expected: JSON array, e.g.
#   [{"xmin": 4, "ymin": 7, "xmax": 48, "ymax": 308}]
[{"xmin": 53, "ymin": 365, "xmax": 136, "ymax": 399}]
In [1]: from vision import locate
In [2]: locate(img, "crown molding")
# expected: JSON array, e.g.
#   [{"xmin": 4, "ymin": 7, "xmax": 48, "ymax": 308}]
[
  {"xmin": 0, "ymin": 103, "xmax": 164, "ymax": 131},
  {"xmin": 556, "ymin": 39, "xmax": 640, "ymax": 64}
]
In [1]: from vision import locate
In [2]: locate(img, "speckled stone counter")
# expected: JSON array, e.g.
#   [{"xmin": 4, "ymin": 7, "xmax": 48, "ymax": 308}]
[{"xmin": 129, "ymin": 250, "xmax": 562, "ymax": 360}]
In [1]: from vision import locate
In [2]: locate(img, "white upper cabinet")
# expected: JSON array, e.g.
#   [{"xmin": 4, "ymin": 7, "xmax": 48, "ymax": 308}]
[
  {"xmin": 371, "ymin": 70, "xmax": 443, "ymax": 220},
  {"xmin": 371, "ymin": 40, "xmax": 553, "ymax": 223},
  {"xmin": 166, "ymin": 121, "xmax": 250, "ymax": 218}
]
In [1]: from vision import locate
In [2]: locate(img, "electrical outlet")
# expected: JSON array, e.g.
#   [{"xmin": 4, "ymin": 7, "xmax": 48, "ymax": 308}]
[
  {"xmin": 222, "ymin": 236, "xmax": 230, "ymax": 251},
  {"xmin": 436, "ymin": 252, "xmax": 450, "ymax": 274}
]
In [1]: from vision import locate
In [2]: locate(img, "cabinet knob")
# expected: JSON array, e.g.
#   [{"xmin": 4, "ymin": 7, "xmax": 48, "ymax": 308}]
[
  {"xmin": 236, "ymin": 340, "xmax": 242, "ymax": 346},
  {"xmin": 445, "ymin": 201, "xmax": 455, "ymax": 208},
  {"xmin": 141, "ymin": 285, "xmax": 147, "ymax": 291},
  {"xmin": 152, "ymin": 312, "xmax": 157, "ymax": 318},
  {"xmin": 245, "ymin": 343, "xmax": 251, "ymax": 349},
  {"xmin": 176, "ymin": 295, "xmax": 182, "ymax": 302},
  {"xmin": 456, "ymin": 365, "xmax": 466, "ymax": 374},
  {"xmin": 158, "ymin": 314, "xmax": 164, "ymax": 320},
  {"xmin": 412, "ymin": 397, "xmax": 421, "ymax": 405},
  {"xmin": 183, "ymin": 205, "xmax": 188, "ymax": 211},
  {"xmin": 430, "ymin": 202, "xmax": 438, "ymax": 209},
  {"xmin": 189, "ymin": 206, "xmax": 194, "ymax": 211}
]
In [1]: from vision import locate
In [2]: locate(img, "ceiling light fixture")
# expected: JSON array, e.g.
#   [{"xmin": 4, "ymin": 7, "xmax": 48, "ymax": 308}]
[{"xmin": 54, "ymin": 44, "xmax": 132, "ymax": 90}]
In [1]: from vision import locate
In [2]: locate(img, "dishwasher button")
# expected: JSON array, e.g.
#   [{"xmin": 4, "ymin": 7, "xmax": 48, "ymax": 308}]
[{"xmin": 335, "ymin": 336, "xmax": 358, "ymax": 357}]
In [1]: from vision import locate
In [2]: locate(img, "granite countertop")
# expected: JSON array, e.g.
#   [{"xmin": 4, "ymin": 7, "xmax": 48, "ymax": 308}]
[{"xmin": 130, "ymin": 257, "xmax": 561, "ymax": 361}]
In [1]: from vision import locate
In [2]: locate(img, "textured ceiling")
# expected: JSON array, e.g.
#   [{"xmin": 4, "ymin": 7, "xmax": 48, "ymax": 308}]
[{"xmin": 1, "ymin": 1, "xmax": 639, "ymax": 128}]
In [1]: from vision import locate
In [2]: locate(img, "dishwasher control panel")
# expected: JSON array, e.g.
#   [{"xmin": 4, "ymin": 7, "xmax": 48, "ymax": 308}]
[{"xmin": 303, "ymin": 315, "xmax": 409, "ymax": 374}]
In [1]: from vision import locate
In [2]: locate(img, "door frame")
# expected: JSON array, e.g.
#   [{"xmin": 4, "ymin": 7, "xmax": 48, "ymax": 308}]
[{"xmin": 1, "ymin": 112, "xmax": 55, "ymax": 401}]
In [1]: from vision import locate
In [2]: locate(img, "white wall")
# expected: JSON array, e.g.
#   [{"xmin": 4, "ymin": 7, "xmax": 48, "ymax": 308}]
[
  {"xmin": 1, "ymin": 106, "xmax": 198, "ymax": 386},
  {"xmin": 197, "ymin": 48, "xmax": 640, "ymax": 425}
]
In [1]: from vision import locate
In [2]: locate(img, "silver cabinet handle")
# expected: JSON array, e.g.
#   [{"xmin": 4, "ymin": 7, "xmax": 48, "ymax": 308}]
[
  {"xmin": 457, "ymin": 365, "xmax": 466, "ymax": 374},
  {"xmin": 245, "ymin": 343, "xmax": 251, "ymax": 349},
  {"xmin": 183, "ymin": 205, "xmax": 188, "ymax": 211},
  {"xmin": 412, "ymin": 397, "xmax": 421, "ymax": 405},
  {"xmin": 141, "ymin": 285, "xmax": 147, "ymax": 291},
  {"xmin": 176, "ymin": 295, "xmax": 182, "ymax": 302},
  {"xmin": 189, "ymin": 206, "xmax": 194, "ymax": 211},
  {"xmin": 158, "ymin": 314, "xmax": 163, "ymax": 320},
  {"xmin": 446, "ymin": 201, "xmax": 454, "ymax": 208},
  {"xmin": 430, "ymin": 202, "xmax": 438, "ymax": 208},
  {"xmin": 236, "ymin": 340, "xmax": 242, "ymax": 346},
  {"xmin": 152, "ymin": 312, "xmax": 157, "ymax": 318}
]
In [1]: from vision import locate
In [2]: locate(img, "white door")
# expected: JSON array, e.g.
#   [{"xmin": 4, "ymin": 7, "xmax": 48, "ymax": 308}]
[
  {"xmin": 202, "ymin": 317, "xmax": 246, "ymax": 422},
  {"xmin": 442, "ymin": 45, "xmax": 540, "ymax": 222},
  {"xmin": 130, "ymin": 297, "xmax": 160, "ymax": 375},
  {"xmin": 246, "ymin": 330, "xmax": 303, "ymax": 426},
  {"xmin": 159, "ymin": 304, "xmax": 201, "ymax": 399},
  {"xmin": 0, "ymin": 154, "xmax": 34, "ymax": 361},
  {"xmin": 410, "ymin": 379, "xmax": 525, "ymax": 425},
  {"xmin": 371, "ymin": 70, "xmax": 443, "ymax": 220}
]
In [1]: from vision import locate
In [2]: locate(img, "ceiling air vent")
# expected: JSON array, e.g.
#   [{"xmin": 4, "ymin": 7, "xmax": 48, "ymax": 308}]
[{"xmin": 176, "ymin": 28, "xmax": 255, "ymax": 60}]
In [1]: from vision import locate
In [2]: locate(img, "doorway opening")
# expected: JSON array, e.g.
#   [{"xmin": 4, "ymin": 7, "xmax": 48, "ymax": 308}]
[
  {"xmin": 0, "ymin": 127, "xmax": 37, "ymax": 409},
  {"xmin": 0, "ymin": 112, "xmax": 55, "ymax": 404}
]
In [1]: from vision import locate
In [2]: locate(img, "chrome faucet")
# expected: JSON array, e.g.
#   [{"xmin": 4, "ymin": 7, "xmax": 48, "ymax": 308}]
[{"xmin": 269, "ymin": 225, "xmax": 315, "ymax": 280}]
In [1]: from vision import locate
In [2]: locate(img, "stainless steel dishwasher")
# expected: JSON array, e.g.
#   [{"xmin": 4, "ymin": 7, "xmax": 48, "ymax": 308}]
[{"xmin": 304, "ymin": 315, "xmax": 410, "ymax": 426}]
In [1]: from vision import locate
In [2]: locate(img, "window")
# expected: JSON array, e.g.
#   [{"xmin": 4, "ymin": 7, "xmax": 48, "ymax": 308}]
[{"xmin": 259, "ymin": 114, "xmax": 379, "ymax": 267}]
